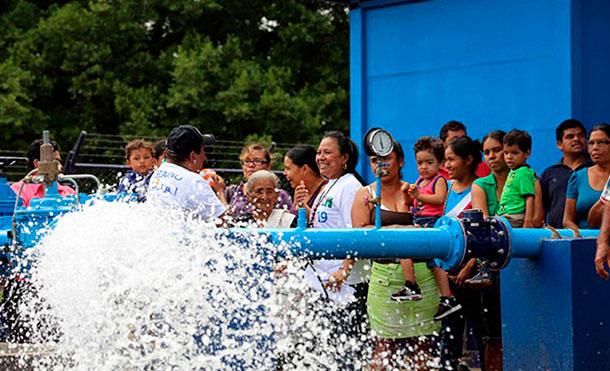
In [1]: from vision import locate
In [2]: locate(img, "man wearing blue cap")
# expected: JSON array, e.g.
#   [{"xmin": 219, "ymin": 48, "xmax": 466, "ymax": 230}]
[{"xmin": 147, "ymin": 125, "xmax": 226, "ymax": 220}]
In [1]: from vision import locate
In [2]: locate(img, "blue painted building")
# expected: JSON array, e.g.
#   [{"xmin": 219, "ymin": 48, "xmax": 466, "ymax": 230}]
[
  {"xmin": 342, "ymin": 1, "xmax": 610, "ymax": 369},
  {"xmin": 347, "ymin": 0, "xmax": 610, "ymax": 182}
]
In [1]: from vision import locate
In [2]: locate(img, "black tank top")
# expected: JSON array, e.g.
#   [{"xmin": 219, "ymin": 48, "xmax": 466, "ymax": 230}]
[
  {"xmin": 367, "ymin": 185, "xmax": 413, "ymax": 227},
  {"xmin": 371, "ymin": 208, "xmax": 413, "ymax": 226}
]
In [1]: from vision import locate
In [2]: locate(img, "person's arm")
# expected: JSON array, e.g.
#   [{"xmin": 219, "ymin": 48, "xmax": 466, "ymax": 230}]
[
  {"xmin": 523, "ymin": 195, "xmax": 536, "ymax": 228},
  {"xmin": 351, "ymin": 187, "xmax": 373, "ymax": 228},
  {"xmin": 450, "ymin": 258, "xmax": 478, "ymax": 287},
  {"xmin": 563, "ymin": 171, "xmax": 581, "ymax": 233},
  {"xmin": 595, "ymin": 203, "xmax": 610, "ymax": 280},
  {"xmin": 539, "ymin": 171, "xmax": 551, "ymax": 225},
  {"xmin": 588, "ymin": 199, "xmax": 605, "ymax": 228},
  {"xmin": 325, "ymin": 259, "xmax": 356, "ymax": 291},
  {"xmin": 210, "ymin": 174, "xmax": 228, "ymax": 206},
  {"xmin": 532, "ymin": 180, "xmax": 545, "ymax": 227},
  {"xmin": 411, "ymin": 177, "xmax": 448, "ymax": 206},
  {"xmin": 471, "ymin": 183, "xmax": 490, "ymax": 218},
  {"xmin": 592, "ymin": 175, "xmax": 610, "ymax": 228},
  {"xmin": 562, "ymin": 198, "xmax": 580, "ymax": 231}
]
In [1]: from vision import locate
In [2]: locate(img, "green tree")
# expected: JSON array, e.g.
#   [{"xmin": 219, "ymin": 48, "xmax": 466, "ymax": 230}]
[{"xmin": 0, "ymin": 0, "xmax": 349, "ymax": 151}]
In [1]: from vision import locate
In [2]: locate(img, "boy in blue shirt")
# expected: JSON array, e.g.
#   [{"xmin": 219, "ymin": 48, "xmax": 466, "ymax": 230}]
[{"xmin": 118, "ymin": 139, "xmax": 155, "ymax": 201}]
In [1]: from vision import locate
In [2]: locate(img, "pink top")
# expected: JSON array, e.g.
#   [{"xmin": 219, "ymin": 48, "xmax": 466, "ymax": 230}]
[
  {"xmin": 11, "ymin": 181, "xmax": 77, "ymax": 208},
  {"xmin": 413, "ymin": 174, "xmax": 447, "ymax": 217}
]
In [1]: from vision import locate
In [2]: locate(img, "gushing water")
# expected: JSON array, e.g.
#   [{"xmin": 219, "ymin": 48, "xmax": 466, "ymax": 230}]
[{"xmin": 11, "ymin": 201, "xmax": 361, "ymax": 370}]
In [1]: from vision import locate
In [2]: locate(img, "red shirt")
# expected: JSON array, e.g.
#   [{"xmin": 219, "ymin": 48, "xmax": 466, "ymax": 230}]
[
  {"xmin": 440, "ymin": 161, "xmax": 491, "ymax": 180},
  {"xmin": 475, "ymin": 162, "xmax": 492, "ymax": 178}
]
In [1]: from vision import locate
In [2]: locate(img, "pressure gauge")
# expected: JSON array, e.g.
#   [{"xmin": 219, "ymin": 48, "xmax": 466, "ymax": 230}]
[{"xmin": 364, "ymin": 128, "xmax": 394, "ymax": 157}]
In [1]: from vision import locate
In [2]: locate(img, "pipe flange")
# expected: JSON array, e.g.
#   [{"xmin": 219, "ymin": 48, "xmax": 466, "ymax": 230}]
[
  {"xmin": 490, "ymin": 216, "xmax": 512, "ymax": 269},
  {"xmin": 433, "ymin": 216, "xmax": 467, "ymax": 271}
]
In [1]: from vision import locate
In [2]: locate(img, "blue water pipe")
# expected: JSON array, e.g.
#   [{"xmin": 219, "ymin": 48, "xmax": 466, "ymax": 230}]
[
  {"xmin": 263, "ymin": 208, "xmax": 599, "ymax": 272},
  {"xmin": 374, "ymin": 171, "xmax": 382, "ymax": 230},
  {"xmin": 259, "ymin": 155, "xmax": 600, "ymax": 271}
]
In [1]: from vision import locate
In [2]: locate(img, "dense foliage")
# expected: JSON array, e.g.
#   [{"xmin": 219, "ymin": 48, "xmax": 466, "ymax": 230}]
[{"xmin": 0, "ymin": 1, "xmax": 349, "ymax": 150}]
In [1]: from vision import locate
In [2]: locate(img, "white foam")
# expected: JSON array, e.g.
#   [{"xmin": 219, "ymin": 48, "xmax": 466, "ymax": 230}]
[{"xmin": 15, "ymin": 200, "xmax": 358, "ymax": 370}]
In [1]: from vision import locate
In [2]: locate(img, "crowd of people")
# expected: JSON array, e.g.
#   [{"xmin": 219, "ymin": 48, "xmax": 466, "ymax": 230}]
[{"xmin": 10, "ymin": 119, "xmax": 610, "ymax": 370}]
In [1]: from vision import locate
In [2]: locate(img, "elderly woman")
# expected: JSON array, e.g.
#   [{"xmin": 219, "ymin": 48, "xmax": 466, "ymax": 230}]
[
  {"xmin": 243, "ymin": 170, "xmax": 295, "ymax": 228},
  {"xmin": 226, "ymin": 143, "xmax": 293, "ymax": 218}
]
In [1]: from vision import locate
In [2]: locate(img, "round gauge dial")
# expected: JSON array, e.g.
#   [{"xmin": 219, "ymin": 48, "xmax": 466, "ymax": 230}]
[{"xmin": 364, "ymin": 128, "xmax": 394, "ymax": 157}]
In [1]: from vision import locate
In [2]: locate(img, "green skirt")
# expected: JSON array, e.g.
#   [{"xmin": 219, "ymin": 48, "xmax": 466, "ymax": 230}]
[{"xmin": 367, "ymin": 262, "xmax": 440, "ymax": 339}]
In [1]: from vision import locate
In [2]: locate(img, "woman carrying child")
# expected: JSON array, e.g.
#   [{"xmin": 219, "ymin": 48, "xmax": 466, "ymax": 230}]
[{"xmin": 351, "ymin": 140, "xmax": 440, "ymax": 370}]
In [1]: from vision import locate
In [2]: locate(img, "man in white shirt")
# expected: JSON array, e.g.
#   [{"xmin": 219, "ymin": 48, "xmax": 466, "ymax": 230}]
[{"xmin": 147, "ymin": 125, "xmax": 226, "ymax": 220}]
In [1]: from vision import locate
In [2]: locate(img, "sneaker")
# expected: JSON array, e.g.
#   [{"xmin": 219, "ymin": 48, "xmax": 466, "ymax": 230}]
[
  {"xmin": 433, "ymin": 296, "xmax": 462, "ymax": 321},
  {"xmin": 390, "ymin": 281, "xmax": 423, "ymax": 302},
  {"xmin": 464, "ymin": 264, "xmax": 493, "ymax": 287}
]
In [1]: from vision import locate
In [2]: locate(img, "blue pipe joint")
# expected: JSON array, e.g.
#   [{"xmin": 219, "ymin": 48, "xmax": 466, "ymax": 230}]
[
  {"xmin": 431, "ymin": 216, "xmax": 467, "ymax": 271},
  {"xmin": 461, "ymin": 210, "xmax": 511, "ymax": 269},
  {"xmin": 433, "ymin": 210, "xmax": 511, "ymax": 272}
]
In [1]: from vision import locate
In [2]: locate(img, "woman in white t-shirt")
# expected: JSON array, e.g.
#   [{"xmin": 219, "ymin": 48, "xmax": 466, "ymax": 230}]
[
  {"xmin": 304, "ymin": 131, "xmax": 368, "ymax": 363},
  {"xmin": 308, "ymin": 132, "xmax": 366, "ymax": 295}
]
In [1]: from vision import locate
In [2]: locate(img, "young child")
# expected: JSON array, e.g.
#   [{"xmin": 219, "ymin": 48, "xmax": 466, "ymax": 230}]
[
  {"xmin": 118, "ymin": 139, "xmax": 155, "ymax": 200},
  {"xmin": 466, "ymin": 129, "xmax": 536, "ymax": 285},
  {"xmin": 391, "ymin": 137, "xmax": 455, "ymax": 309},
  {"xmin": 497, "ymin": 129, "xmax": 536, "ymax": 227}
]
